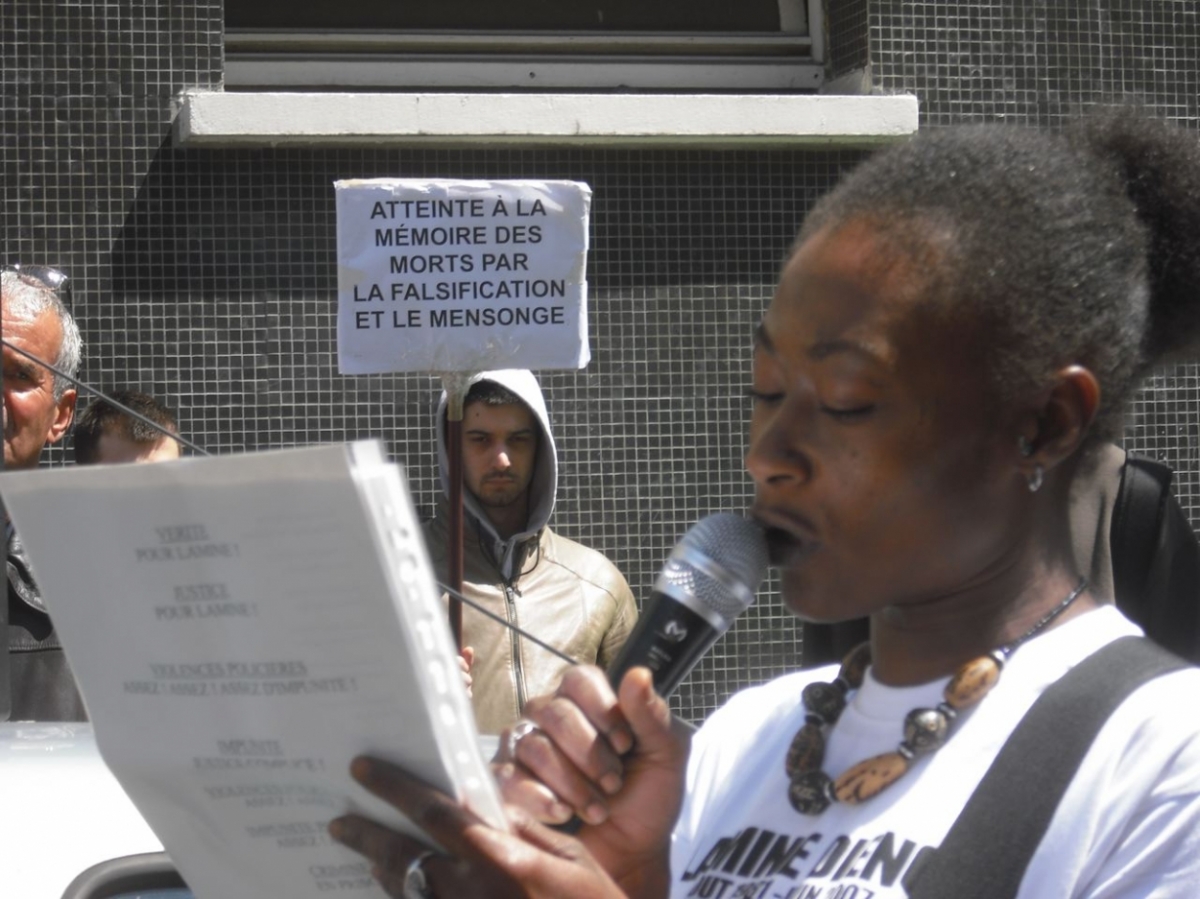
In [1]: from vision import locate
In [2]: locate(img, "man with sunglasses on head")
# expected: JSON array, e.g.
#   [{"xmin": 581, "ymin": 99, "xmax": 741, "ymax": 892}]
[{"xmin": 2, "ymin": 265, "xmax": 86, "ymax": 720}]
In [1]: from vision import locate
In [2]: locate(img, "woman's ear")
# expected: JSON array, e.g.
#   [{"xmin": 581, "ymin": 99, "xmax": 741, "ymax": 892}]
[{"xmin": 1017, "ymin": 365, "xmax": 1101, "ymax": 474}]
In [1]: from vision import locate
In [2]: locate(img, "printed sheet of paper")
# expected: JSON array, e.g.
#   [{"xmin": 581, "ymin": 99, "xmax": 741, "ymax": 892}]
[
  {"xmin": 335, "ymin": 178, "xmax": 592, "ymax": 373},
  {"xmin": 0, "ymin": 442, "xmax": 505, "ymax": 899}
]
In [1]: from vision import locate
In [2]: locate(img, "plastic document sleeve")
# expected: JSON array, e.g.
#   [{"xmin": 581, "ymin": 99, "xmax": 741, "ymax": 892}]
[{"xmin": 0, "ymin": 440, "xmax": 507, "ymax": 899}]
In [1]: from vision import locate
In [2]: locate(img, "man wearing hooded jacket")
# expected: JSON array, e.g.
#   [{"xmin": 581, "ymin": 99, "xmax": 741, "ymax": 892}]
[{"xmin": 422, "ymin": 369, "xmax": 638, "ymax": 735}]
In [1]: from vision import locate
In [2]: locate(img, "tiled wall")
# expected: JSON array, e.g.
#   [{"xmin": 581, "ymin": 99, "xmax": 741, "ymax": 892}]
[
  {"xmin": 872, "ymin": 1, "xmax": 1200, "ymax": 126},
  {"xmin": 828, "ymin": 0, "xmax": 870, "ymax": 79},
  {"xmin": 4, "ymin": 1, "xmax": 1199, "ymax": 721}
]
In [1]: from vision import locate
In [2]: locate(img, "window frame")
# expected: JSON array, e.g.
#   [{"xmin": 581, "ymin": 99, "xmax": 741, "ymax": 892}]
[{"xmin": 223, "ymin": 0, "xmax": 825, "ymax": 92}]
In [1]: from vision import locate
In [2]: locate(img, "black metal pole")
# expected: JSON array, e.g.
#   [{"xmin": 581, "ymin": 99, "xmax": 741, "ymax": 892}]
[{"xmin": 442, "ymin": 376, "xmax": 471, "ymax": 650}]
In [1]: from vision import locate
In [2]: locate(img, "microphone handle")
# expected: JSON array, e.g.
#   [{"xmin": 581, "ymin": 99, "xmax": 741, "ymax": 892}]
[
  {"xmin": 606, "ymin": 597, "xmax": 723, "ymax": 699},
  {"xmin": 553, "ymin": 598, "xmax": 717, "ymax": 835}
]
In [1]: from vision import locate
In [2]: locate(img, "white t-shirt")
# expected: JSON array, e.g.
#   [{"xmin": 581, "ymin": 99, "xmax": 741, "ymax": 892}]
[{"xmin": 670, "ymin": 606, "xmax": 1200, "ymax": 898}]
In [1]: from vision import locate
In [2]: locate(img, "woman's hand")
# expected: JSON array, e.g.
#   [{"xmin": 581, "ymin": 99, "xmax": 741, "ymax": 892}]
[
  {"xmin": 330, "ymin": 666, "xmax": 686, "ymax": 899},
  {"xmin": 492, "ymin": 666, "xmax": 689, "ymax": 895},
  {"xmin": 330, "ymin": 757, "xmax": 628, "ymax": 899}
]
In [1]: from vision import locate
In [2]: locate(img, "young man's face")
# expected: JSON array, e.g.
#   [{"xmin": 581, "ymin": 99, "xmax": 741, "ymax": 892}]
[
  {"xmin": 94, "ymin": 431, "xmax": 181, "ymax": 465},
  {"xmin": 461, "ymin": 401, "xmax": 539, "ymax": 511},
  {"xmin": 2, "ymin": 305, "xmax": 76, "ymax": 470}
]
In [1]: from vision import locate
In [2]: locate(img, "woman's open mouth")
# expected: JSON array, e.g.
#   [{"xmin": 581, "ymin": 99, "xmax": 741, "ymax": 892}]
[{"xmin": 750, "ymin": 507, "xmax": 817, "ymax": 567}]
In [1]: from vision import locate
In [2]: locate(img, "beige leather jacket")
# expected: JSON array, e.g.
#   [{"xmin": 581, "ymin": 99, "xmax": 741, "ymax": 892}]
[
  {"xmin": 423, "ymin": 369, "xmax": 638, "ymax": 735},
  {"xmin": 424, "ymin": 508, "xmax": 638, "ymax": 735}
]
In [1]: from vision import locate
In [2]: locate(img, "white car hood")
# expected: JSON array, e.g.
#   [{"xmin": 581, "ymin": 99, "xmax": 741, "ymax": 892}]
[{"xmin": 0, "ymin": 722, "xmax": 163, "ymax": 898}]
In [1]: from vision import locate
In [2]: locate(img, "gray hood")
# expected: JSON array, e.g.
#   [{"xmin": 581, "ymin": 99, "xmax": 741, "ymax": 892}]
[{"xmin": 435, "ymin": 369, "xmax": 558, "ymax": 578}]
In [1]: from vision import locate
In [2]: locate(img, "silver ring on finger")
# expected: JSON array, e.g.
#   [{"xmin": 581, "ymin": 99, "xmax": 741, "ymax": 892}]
[
  {"xmin": 403, "ymin": 849, "xmax": 438, "ymax": 899},
  {"xmin": 504, "ymin": 718, "xmax": 540, "ymax": 761}
]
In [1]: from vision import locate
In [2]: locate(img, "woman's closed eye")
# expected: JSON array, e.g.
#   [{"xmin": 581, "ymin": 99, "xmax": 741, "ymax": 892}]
[
  {"xmin": 747, "ymin": 388, "xmax": 875, "ymax": 419},
  {"xmin": 821, "ymin": 404, "xmax": 875, "ymax": 420},
  {"xmin": 746, "ymin": 388, "xmax": 785, "ymax": 406}
]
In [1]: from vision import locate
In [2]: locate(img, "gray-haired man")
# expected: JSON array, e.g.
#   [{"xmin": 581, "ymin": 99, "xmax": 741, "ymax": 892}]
[{"xmin": 2, "ymin": 266, "xmax": 85, "ymax": 720}]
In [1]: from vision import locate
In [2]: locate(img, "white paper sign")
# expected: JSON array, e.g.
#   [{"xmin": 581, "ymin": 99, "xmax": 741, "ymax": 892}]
[{"xmin": 335, "ymin": 179, "xmax": 592, "ymax": 374}]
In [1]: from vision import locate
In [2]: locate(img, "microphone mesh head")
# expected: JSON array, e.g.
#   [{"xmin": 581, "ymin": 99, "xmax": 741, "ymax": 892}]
[{"xmin": 661, "ymin": 512, "xmax": 770, "ymax": 624}]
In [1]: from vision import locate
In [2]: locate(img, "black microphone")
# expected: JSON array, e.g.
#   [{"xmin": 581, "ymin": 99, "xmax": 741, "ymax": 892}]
[
  {"xmin": 607, "ymin": 512, "xmax": 770, "ymax": 697},
  {"xmin": 549, "ymin": 513, "xmax": 768, "ymax": 835}
]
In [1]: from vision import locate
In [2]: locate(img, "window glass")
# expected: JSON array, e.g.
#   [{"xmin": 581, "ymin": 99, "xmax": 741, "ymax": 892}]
[
  {"xmin": 226, "ymin": 1, "xmax": 795, "ymax": 33},
  {"xmin": 223, "ymin": 0, "xmax": 821, "ymax": 91}
]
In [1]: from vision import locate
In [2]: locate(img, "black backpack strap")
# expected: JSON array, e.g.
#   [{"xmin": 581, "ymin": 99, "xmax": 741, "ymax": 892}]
[
  {"xmin": 1111, "ymin": 454, "xmax": 1173, "ymax": 622},
  {"xmin": 1111, "ymin": 454, "xmax": 1200, "ymax": 663},
  {"xmin": 907, "ymin": 636, "xmax": 1189, "ymax": 899}
]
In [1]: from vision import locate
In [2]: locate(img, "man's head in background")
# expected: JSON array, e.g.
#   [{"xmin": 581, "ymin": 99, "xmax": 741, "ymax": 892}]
[
  {"xmin": 460, "ymin": 378, "xmax": 541, "ymax": 539},
  {"xmin": 73, "ymin": 390, "xmax": 180, "ymax": 465},
  {"xmin": 1, "ymin": 267, "xmax": 82, "ymax": 470}
]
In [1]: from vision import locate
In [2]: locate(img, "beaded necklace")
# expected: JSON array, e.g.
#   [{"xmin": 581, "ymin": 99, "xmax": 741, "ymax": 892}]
[{"xmin": 786, "ymin": 578, "xmax": 1089, "ymax": 815}]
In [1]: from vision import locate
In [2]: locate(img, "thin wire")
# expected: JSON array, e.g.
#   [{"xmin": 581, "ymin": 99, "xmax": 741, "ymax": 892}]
[
  {"xmin": 438, "ymin": 580, "xmax": 578, "ymax": 666},
  {"xmin": 440, "ymin": 580, "xmax": 698, "ymax": 734},
  {"xmin": 2, "ymin": 339, "xmax": 699, "ymax": 721},
  {"xmin": 0, "ymin": 338, "xmax": 210, "ymax": 456}
]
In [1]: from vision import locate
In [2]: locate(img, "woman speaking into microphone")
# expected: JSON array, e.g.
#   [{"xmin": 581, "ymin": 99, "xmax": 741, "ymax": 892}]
[{"xmin": 329, "ymin": 109, "xmax": 1200, "ymax": 899}]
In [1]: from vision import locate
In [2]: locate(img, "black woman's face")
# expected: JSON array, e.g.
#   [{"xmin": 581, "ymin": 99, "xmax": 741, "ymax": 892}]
[{"xmin": 746, "ymin": 220, "xmax": 1024, "ymax": 622}]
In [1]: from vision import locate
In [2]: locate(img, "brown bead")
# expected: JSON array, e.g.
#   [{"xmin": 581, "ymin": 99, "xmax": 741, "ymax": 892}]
[
  {"xmin": 802, "ymin": 681, "xmax": 847, "ymax": 724},
  {"xmin": 788, "ymin": 770, "xmax": 834, "ymax": 815},
  {"xmin": 944, "ymin": 654, "xmax": 1001, "ymax": 710},
  {"xmin": 833, "ymin": 751, "xmax": 911, "ymax": 804},
  {"xmin": 785, "ymin": 721, "xmax": 826, "ymax": 777},
  {"xmin": 840, "ymin": 642, "xmax": 872, "ymax": 689}
]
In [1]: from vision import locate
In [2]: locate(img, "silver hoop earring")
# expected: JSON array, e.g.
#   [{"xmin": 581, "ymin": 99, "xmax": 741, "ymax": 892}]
[
  {"xmin": 1027, "ymin": 464, "xmax": 1044, "ymax": 493},
  {"xmin": 1017, "ymin": 435, "xmax": 1034, "ymax": 457}
]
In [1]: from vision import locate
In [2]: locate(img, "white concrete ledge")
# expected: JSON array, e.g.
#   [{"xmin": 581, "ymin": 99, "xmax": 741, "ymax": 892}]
[{"xmin": 174, "ymin": 91, "xmax": 919, "ymax": 149}]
